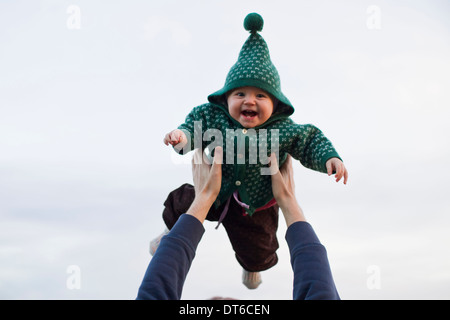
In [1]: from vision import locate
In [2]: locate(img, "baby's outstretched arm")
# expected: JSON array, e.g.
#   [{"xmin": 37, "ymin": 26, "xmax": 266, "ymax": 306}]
[
  {"xmin": 163, "ymin": 129, "xmax": 188, "ymax": 148},
  {"xmin": 326, "ymin": 157, "xmax": 348, "ymax": 184}
]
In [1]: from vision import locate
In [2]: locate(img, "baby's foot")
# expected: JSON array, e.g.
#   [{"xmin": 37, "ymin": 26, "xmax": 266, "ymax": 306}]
[
  {"xmin": 242, "ymin": 269, "xmax": 262, "ymax": 289},
  {"xmin": 149, "ymin": 228, "xmax": 169, "ymax": 256}
]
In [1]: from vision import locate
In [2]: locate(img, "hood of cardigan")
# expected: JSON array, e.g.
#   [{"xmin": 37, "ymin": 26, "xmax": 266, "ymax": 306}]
[{"xmin": 207, "ymin": 13, "xmax": 294, "ymax": 126}]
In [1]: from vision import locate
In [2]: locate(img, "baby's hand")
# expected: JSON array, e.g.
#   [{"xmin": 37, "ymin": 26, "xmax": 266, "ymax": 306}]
[
  {"xmin": 326, "ymin": 157, "xmax": 348, "ymax": 184},
  {"xmin": 163, "ymin": 129, "xmax": 187, "ymax": 148}
]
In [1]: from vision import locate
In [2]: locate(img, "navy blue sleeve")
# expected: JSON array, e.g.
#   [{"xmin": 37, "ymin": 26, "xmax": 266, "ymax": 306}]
[
  {"xmin": 136, "ymin": 214, "xmax": 205, "ymax": 300},
  {"xmin": 285, "ymin": 221, "xmax": 340, "ymax": 300}
]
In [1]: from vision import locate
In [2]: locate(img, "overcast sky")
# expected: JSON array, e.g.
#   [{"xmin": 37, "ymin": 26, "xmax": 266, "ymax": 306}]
[{"xmin": 1, "ymin": 0, "xmax": 450, "ymax": 299}]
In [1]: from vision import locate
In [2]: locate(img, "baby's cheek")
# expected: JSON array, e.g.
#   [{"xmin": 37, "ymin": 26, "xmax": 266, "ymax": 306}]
[{"xmin": 229, "ymin": 109, "xmax": 241, "ymax": 121}]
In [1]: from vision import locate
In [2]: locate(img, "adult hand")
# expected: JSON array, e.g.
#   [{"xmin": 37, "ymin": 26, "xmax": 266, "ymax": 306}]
[
  {"xmin": 191, "ymin": 147, "xmax": 223, "ymax": 197},
  {"xmin": 187, "ymin": 147, "xmax": 223, "ymax": 223},
  {"xmin": 269, "ymin": 153, "xmax": 306, "ymax": 227}
]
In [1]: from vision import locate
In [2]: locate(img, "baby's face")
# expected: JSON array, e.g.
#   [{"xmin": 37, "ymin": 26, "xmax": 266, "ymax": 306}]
[{"xmin": 226, "ymin": 87, "xmax": 274, "ymax": 128}]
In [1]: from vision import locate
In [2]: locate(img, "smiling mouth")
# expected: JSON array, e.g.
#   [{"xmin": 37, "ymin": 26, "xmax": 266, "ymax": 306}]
[{"xmin": 241, "ymin": 110, "xmax": 258, "ymax": 118}]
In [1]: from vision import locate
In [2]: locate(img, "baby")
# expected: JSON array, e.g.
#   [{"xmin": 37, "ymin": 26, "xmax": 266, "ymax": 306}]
[{"xmin": 153, "ymin": 13, "xmax": 348, "ymax": 289}]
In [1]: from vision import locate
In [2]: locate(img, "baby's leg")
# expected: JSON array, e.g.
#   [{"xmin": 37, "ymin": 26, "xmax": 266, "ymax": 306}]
[
  {"xmin": 162, "ymin": 183, "xmax": 196, "ymax": 229},
  {"xmin": 162, "ymin": 184, "xmax": 279, "ymax": 271},
  {"xmin": 222, "ymin": 200, "xmax": 280, "ymax": 272},
  {"xmin": 149, "ymin": 183, "xmax": 195, "ymax": 255}
]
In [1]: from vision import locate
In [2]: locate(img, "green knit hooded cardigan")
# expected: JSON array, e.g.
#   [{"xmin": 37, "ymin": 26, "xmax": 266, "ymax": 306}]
[{"xmin": 175, "ymin": 13, "xmax": 342, "ymax": 215}]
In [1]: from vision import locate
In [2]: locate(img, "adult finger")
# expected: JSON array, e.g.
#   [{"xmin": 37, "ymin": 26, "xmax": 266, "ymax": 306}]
[
  {"xmin": 279, "ymin": 154, "xmax": 292, "ymax": 176},
  {"xmin": 268, "ymin": 152, "xmax": 280, "ymax": 175},
  {"xmin": 212, "ymin": 147, "xmax": 223, "ymax": 165},
  {"xmin": 209, "ymin": 148, "xmax": 223, "ymax": 181},
  {"xmin": 192, "ymin": 148, "xmax": 203, "ymax": 165}
]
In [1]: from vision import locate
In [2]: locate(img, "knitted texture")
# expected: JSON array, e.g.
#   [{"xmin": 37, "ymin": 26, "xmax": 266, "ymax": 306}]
[
  {"xmin": 226, "ymin": 34, "xmax": 280, "ymax": 94},
  {"xmin": 208, "ymin": 13, "xmax": 293, "ymax": 116},
  {"xmin": 177, "ymin": 103, "xmax": 341, "ymax": 215},
  {"xmin": 174, "ymin": 13, "xmax": 342, "ymax": 215}
]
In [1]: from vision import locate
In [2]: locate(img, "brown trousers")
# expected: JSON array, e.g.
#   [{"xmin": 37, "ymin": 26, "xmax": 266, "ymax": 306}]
[{"xmin": 162, "ymin": 183, "xmax": 279, "ymax": 272}]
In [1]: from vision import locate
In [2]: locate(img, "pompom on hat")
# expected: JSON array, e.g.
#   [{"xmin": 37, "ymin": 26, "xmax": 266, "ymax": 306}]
[
  {"xmin": 208, "ymin": 13, "xmax": 294, "ymax": 118},
  {"xmin": 244, "ymin": 12, "xmax": 264, "ymax": 33}
]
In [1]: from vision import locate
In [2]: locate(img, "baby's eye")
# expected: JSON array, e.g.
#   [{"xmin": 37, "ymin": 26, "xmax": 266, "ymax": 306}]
[
  {"xmin": 256, "ymin": 93, "xmax": 267, "ymax": 98},
  {"xmin": 235, "ymin": 92, "xmax": 245, "ymax": 97}
]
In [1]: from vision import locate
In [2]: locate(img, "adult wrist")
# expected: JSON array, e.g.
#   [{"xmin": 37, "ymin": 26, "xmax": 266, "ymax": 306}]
[
  {"xmin": 279, "ymin": 198, "xmax": 306, "ymax": 227},
  {"xmin": 186, "ymin": 191, "xmax": 216, "ymax": 223},
  {"xmin": 277, "ymin": 195, "xmax": 297, "ymax": 213}
]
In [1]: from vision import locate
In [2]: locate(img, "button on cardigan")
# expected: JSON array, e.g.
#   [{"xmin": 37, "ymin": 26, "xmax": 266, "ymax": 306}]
[{"xmin": 176, "ymin": 103, "xmax": 342, "ymax": 215}]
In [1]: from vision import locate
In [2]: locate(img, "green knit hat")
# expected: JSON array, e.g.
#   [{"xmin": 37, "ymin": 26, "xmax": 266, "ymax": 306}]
[{"xmin": 208, "ymin": 13, "xmax": 294, "ymax": 117}]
